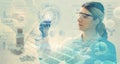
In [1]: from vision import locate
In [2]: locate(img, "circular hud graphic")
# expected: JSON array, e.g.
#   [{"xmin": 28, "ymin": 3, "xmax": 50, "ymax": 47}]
[{"xmin": 38, "ymin": 4, "xmax": 61, "ymax": 26}]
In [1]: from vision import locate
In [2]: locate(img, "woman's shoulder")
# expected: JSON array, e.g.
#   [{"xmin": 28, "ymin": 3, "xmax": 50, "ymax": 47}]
[
  {"xmin": 98, "ymin": 38, "xmax": 116, "ymax": 48},
  {"xmin": 95, "ymin": 38, "xmax": 116, "ymax": 55}
]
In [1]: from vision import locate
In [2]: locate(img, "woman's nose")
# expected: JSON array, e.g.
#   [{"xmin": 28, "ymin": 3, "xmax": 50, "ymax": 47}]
[{"xmin": 78, "ymin": 17, "xmax": 83, "ymax": 23}]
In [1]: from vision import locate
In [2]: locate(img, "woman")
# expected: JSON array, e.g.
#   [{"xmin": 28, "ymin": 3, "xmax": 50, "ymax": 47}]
[
  {"xmin": 59, "ymin": 1, "xmax": 117, "ymax": 64},
  {"xmin": 38, "ymin": 2, "xmax": 117, "ymax": 64}
]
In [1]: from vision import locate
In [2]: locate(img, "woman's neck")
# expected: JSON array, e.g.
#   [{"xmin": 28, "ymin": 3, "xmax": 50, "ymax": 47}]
[{"xmin": 81, "ymin": 29, "xmax": 100, "ymax": 42}]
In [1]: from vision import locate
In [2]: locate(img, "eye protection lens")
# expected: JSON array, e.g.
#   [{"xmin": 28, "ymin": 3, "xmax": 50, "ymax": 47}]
[{"xmin": 77, "ymin": 12, "xmax": 93, "ymax": 19}]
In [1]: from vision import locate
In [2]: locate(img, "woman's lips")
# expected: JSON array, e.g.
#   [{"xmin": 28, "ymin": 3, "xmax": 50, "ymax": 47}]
[{"xmin": 79, "ymin": 24, "xmax": 83, "ymax": 26}]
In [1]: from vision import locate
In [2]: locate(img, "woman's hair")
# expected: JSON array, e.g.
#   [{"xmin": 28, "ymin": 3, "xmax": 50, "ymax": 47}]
[{"xmin": 82, "ymin": 2, "xmax": 108, "ymax": 39}]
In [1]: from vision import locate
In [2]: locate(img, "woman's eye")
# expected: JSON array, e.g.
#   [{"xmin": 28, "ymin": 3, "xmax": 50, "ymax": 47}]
[{"xmin": 83, "ymin": 15, "xmax": 88, "ymax": 18}]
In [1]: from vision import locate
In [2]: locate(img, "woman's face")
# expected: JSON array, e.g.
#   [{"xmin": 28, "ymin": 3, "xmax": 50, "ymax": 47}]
[{"xmin": 77, "ymin": 7, "xmax": 97, "ymax": 31}]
